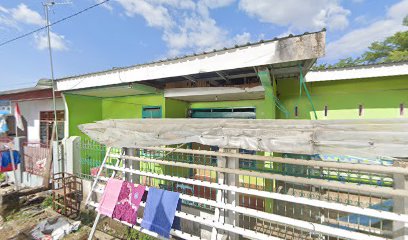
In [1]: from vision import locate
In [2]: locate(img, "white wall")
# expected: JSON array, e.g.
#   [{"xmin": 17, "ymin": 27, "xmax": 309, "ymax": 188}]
[{"xmin": 12, "ymin": 98, "xmax": 65, "ymax": 142}]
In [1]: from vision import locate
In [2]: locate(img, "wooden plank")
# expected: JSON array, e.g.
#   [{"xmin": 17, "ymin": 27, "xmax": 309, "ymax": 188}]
[{"xmin": 42, "ymin": 123, "xmax": 56, "ymax": 187}]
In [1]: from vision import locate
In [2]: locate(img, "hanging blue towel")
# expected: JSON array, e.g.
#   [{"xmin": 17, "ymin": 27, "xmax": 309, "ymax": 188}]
[
  {"xmin": 1, "ymin": 150, "xmax": 21, "ymax": 167},
  {"xmin": 0, "ymin": 118, "xmax": 8, "ymax": 133},
  {"xmin": 141, "ymin": 188, "xmax": 180, "ymax": 238}
]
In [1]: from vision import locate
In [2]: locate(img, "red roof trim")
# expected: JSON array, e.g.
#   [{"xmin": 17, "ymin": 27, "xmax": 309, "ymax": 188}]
[{"xmin": 0, "ymin": 89, "xmax": 61, "ymax": 101}]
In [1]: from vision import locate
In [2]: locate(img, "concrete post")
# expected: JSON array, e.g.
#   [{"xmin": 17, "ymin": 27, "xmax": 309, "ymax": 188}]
[
  {"xmin": 13, "ymin": 137, "xmax": 25, "ymax": 186},
  {"xmin": 65, "ymin": 136, "xmax": 81, "ymax": 175},
  {"xmin": 225, "ymin": 148, "xmax": 240, "ymax": 240},
  {"xmin": 52, "ymin": 141, "xmax": 60, "ymax": 174},
  {"xmin": 393, "ymin": 173, "xmax": 408, "ymax": 240},
  {"xmin": 211, "ymin": 148, "xmax": 226, "ymax": 240},
  {"xmin": 134, "ymin": 149, "xmax": 140, "ymax": 184},
  {"xmin": 124, "ymin": 148, "xmax": 141, "ymax": 184}
]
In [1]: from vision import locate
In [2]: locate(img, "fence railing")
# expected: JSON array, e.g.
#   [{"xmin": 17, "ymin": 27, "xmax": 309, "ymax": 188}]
[
  {"xmin": 23, "ymin": 142, "xmax": 49, "ymax": 176},
  {"xmin": 81, "ymin": 140, "xmax": 408, "ymax": 240},
  {"xmin": 78, "ymin": 138, "xmax": 121, "ymax": 180}
]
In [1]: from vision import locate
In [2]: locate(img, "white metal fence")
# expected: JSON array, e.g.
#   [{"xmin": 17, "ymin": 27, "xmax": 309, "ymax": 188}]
[{"xmin": 84, "ymin": 144, "xmax": 408, "ymax": 240}]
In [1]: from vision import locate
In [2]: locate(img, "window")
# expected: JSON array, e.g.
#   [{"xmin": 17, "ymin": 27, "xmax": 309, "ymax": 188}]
[
  {"xmin": 189, "ymin": 107, "xmax": 256, "ymax": 119},
  {"xmin": 40, "ymin": 111, "xmax": 64, "ymax": 144},
  {"xmin": 142, "ymin": 106, "xmax": 162, "ymax": 118}
]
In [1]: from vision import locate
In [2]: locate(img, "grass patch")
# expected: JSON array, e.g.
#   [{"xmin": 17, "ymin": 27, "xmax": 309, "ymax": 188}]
[
  {"xmin": 125, "ymin": 228, "xmax": 157, "ymax": 240},
  {"xmin": 41, "ymin": 195, "xmax": 53, "ymax": 208}
]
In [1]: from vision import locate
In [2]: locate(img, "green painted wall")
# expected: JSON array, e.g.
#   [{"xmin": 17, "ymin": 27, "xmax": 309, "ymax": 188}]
[
  {"xmin": 64, "ymin": 94, "xmax": 102, "ymax": 137},
  {"xmin": 65, "ymin": 75, "xmax": 408, "ymax": 135},
  {"xmin": 277, "ymin": 75, "xmax": 408, "ymax": 120},
  {"xmin": 165, "ymin": 98, "xmax": 189, "ymax": 118},
  {"xmin": 102, "ymin": 94, "xmax": 165, "ymax": 119},
  {"xmin": 65, "ymin": 93, "xmax": 166, "ymax": 136}
]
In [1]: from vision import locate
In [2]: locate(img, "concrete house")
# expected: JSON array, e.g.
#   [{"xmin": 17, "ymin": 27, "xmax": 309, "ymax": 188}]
[
  {"xmin": 0, "ymin": 80, "xmax": 65, "ymax": 187},
  {"xmin": 3, "ymin": 29, "xmax": 408, "ymax": 239}
]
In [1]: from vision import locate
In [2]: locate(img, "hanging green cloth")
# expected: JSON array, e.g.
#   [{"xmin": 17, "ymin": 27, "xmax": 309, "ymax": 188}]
[
  {"xmin": 298, "ymin": 65, "xmax": 318, "ymax": 120},
  {"xmin": 257, "ymin": 70, "xmax": 289, "ymax": 118}
]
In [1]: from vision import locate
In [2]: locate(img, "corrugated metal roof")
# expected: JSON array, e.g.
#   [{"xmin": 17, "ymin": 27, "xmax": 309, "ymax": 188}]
[
  {"xmin": 311, "ymin": 60, "xmax": 408, "ymax": 72},
  {"xmin": 56, "ymin": 29, "xmax": 326, "ymax": 82}
]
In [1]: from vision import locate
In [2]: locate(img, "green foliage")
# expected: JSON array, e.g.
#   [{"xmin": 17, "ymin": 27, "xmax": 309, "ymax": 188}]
[
  {"xmin": 333, "ymin": 57, "xmax": 363, "ymax": 67},
  {"xmin": 79, "ymin": 209, "xmax": 97, "ymax": 226},
  {"xmin": 125, "ymin": 228, "xmax": 157, "ymax": 240},
  {"xmin": 362, "ymin": 41, "xmax": 393, "ymax": 63},
  {"xmin": 404, "ymin": 15, "xmax": 408, "ymax": 26},
  {"xmin": 313, "ymin": 29, "xmax": 408, "ymax": 70},
  {"xmin": 41, "ymin": 195, "xmax": 53, "ymax": 208},
  {"xmin": 362, "ymin": 31, "xmax": 408, "ymax": 63},
  {"xmin": 0, "ymin": 173, "xmax": 4, "ymax": 182}
]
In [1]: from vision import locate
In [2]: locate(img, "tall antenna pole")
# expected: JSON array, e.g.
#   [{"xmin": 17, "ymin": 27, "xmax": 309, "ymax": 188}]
[{"xmin": 43, "ymin": 1, "xmax": 60, "ymax": 173}]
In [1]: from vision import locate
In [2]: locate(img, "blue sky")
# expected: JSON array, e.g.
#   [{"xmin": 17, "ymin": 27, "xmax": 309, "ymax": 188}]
[{"xmin": 0, "ymin": 0, "xmax": 407, "ymax": 91}]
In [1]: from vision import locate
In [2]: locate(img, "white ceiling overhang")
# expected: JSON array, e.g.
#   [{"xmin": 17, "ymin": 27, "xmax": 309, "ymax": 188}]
[
  {"xmin": 164, "ymin": 86, "xmax": 265, "ymax": 102},
  {"xmin": 305, "ymin": 62, "xmax": 408, "ymax": 82},
  {"xmin": 67, "ymin": 84, "xmax": 160, "ymax": 98}
]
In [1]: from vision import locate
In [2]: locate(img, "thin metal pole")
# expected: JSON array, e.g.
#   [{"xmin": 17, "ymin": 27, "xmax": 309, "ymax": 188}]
[{"xmin": 43, "ymin": 2, "xmax": 61, "ymax": 171}]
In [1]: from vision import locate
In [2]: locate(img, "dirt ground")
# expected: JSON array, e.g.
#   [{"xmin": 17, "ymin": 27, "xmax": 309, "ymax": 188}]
[
  {"xmin": 0, "ymin": 206, "xmax": 123, "ymax": 240},
  {"xmin": 0, "ymin": 183, "xmax": 124, "ymax": 240}
]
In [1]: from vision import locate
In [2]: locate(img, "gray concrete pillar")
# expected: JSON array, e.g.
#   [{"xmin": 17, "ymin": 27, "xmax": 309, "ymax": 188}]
[
  {"xmin": 13, "ymin": 137, "xmax": 25, "ymax": 187},
  {"xmin": 211, "ymin": 148, "xmax": 227, "ymax": 240},
  {"xmin": 394, "ymin": 173, "xmax": 408, "ymax": 240},
  {"xmin": 225, "ymin": 148, "xmax": 240, "ymax": 240},
  {"xmin": 65, "ymin": 136, "xmax": 81, "ymax": 175},
  {"xmin": 52, "ymin": 141, "xmax": 61, "ymax": 174}
]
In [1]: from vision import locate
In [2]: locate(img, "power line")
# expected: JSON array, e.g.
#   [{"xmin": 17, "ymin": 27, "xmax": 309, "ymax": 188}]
[{"xmin": 0, "ymin": 0, "xmax": 110, "ymax": 48}]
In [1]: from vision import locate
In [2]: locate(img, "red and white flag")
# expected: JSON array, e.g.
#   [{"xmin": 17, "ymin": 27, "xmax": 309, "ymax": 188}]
[{"xmin": 15, "ymin": 103, "xmax": 24, "ymax": 131}]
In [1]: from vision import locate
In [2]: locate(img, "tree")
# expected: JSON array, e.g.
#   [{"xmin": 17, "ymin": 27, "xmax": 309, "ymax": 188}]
[
  {"xmin": 314, "ymin": 30, "xmax": 408, "ymax": 69},
  {"xmin": 313, "ymin": 18, "xmax": 408, "ymax": 70},
  {"xmin": 361, "ymin": 41, "xmax": 394, "ymax": 63}
]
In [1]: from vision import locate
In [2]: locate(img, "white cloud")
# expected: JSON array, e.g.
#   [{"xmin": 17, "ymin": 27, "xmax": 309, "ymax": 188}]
[
  {"xmin": 239, "ymin": 0, "xmax": 350, "ymax": 31},
  {"xmin": 201, "ymin": 0, "xmax": 235, "ymax": 9},
  {"xmin": 117, "ymin": 0, "xmax": 173, "ymax": 29},
  {"xmin": 155, "ymin": 0, "xmax": 196, "ymax": 9},
  {"xmin": 386, "ymin": 0, "xmax": 408, "ymax": 19},
  {"xmin": 0, "ymin": 5, "xmax": 17, "ymax": 29},
  {"xmin": 96, "ymin": 0, "xmax": 114, "ymax": 12},
  {"xmin": 10, "ymin": 4, "xmax": 45, "ymax": 26},
  {"xmin": 34, "ymin": 31, "xmax": 69, "ymax": 51},
  {"xmin": 115, "ymin": 0, "xmax": 248, "ymax": 56},
  {"xmin": 324, "ymin": 0, "xmax": 408, "ymax": 61},
  {"xmin": 0, "ymin": 3, "xmax": 70, "ymax": 51},
  {"xmin": 233, "ymin": 32, "xmax": 251, "ymax": 45},
  {"xmin": 0, "ymin": 5, "xmax": 9, "ymax": 13}
]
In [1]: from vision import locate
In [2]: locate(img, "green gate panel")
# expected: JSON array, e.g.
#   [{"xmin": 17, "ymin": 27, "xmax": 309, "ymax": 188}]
[{"xmin": 142, "ymin": 106, "xmax": 162, "ymax": 118}]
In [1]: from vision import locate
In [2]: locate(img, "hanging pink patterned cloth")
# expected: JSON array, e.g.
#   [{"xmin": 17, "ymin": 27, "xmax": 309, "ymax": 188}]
[
  {"xmin": 112, "ymin": 181, "xmax": 146, "ymax": 225},
  {"xmin": 98, "ymin": 178, "xmax": 123, "ymax": 217}
]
